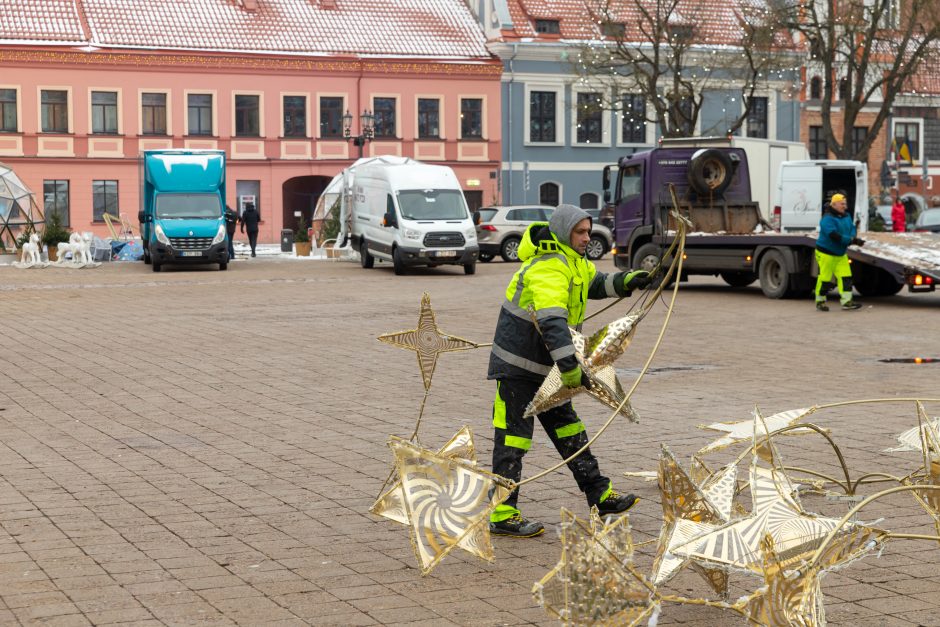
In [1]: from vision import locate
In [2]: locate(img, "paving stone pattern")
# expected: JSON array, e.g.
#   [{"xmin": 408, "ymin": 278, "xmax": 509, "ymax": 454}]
[{"xmin": 0, "ymin": 257, "xmax": 939, "ymax": 626}]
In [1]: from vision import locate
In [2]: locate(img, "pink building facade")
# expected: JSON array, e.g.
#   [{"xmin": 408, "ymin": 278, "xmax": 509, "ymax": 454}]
[{"xmin": 0, "ymin": 0, "xmax": 501, "ymax": 244}]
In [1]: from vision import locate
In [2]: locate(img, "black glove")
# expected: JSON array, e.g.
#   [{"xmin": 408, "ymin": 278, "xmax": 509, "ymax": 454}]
[
  {"xmin": 580, "ymin": 370, "xmax": 593, "ymax": 391},
  {"xmin": 851, "ymin": 237, "xmax": 865, "ymax": 246}
]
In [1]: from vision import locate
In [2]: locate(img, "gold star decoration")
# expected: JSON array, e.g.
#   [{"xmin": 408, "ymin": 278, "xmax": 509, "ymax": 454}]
[
  {"xmin": 697, "ymin": 407, "xmax": 817, "ymax": 455},
  {"xmin": 524, "ymin": 316, "xmax": 641, "ymax": 422},
  {"xmin": 386, "ymin": 435, "xmax": 511, "ymax": 575},
  {"xmin": 378, "ymin": 292, "xmax": 480, "ymax": 391},
  {"xmin": 884, "ymin": 409, "xmax": 940, "ymax": 453},
  {"xmin": 371, "ymin": 426, "xmax": 477, "ymax": 525},
  {"xmin": 533, "ymin": 508, "xmax": 659, "ymax": 626},
  {"xmin": 738, "ymin": 526, "xmax": 887, "ymax": 626},
  {"xmin": 674, "ymin": 410, "xmax": 861, "ymax": 576},
  {"xmin": 651, "ymin": 446, "xmax": 736, "ymax": 597},
  {"xmin": 902, "ymin": 402, "xmax": 940, "ymax": 538}
]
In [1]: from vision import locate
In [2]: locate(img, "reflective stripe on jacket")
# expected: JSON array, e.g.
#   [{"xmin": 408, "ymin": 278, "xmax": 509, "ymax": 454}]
[{"xmin": 487, "ymin": 222, "xmax": 630, "ymax": 382}]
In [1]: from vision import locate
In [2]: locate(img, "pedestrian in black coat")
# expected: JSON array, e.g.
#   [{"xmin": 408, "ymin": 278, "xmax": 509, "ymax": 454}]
[
  {"xmin": 224, "ymin": 205, "xmax": 239, "ymax": 259},
  {"xmin": 240, "ymin": 203, "xmax": 261, "ymax": 257}
]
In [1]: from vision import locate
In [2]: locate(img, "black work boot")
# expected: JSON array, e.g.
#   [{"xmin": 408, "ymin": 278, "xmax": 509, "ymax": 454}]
[
  {"xmin": 489, "ymin": 514, "xmax": 545, "ymax": 538},
  {"xmin": 596, "ymin": 490, "xmax": 639, "ymax": 516},
  {"xmin": 815, "ymin": 301, "xmax": 829, "ymax": 312},
  {"xmin": 841, "ymin": 300, "xmax": 862, "ymax": 310}
]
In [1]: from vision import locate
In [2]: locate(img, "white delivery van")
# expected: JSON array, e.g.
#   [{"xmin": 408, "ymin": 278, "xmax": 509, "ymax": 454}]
[
  {"xmin": 774, "ymin": 160, "xmax": 869, "ymax": 233},
  {"xmin": 342, "ymin": 156, "xmax": 479, "ymax": 275}
]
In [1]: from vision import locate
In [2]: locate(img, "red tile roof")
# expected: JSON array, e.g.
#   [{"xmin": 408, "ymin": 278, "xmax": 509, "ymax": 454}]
[{"xmin": 0, "ymin": 0, "xmax": 490, "ymax": 59}]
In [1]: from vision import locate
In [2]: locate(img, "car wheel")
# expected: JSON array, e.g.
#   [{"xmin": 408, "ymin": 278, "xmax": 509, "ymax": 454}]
[
  {"xmin": 360, "ymin": 241, "xmax": 375, "ymax": 269},
  {"xmin": 219, "ymin": 262, "xmax": 227, "ymax": 271},
  {"xmin": 853, "ymin": 264, "xmax": 904, "ymax": 296},
  {"xmin": 143, "ymin": 245, "xmax": 151, "ymax": 265},
  {"xmin": 393, "ymin": 247, "xmax": 406, "ymax": 275},
  {"xmin": 464, "ymin": 261, "xmax": 476, "ymax": 275},
  {"xmin": 479, "ymin": 252, "xmax": 494, "ymax": 263},
  {"xmin": 500, "ymin": 237, "xmax": 521, "ymax": 262},
  {"xmin": 152, "ymin": 262, "xmax": 161, "ymax": 273},
  {"xmin": 586, "ymin": 235, "xmax": 606, "ymax": 260}
]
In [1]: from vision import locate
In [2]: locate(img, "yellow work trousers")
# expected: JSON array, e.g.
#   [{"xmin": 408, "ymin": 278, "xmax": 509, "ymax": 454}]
[{"xmin": 814, "ymin": 250, "xmax": 853, "ymax": 305}]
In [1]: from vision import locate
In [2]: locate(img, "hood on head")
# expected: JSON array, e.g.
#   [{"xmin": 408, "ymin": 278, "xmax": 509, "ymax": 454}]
[{"xmin": 549, "ymin": 204, "xmax": 590, "ymax": 248}]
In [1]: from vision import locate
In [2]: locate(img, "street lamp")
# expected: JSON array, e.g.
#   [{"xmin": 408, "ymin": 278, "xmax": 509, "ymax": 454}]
[{"xmin": 343, "ymin": 109, "xmax": 375, "ymax": 158}]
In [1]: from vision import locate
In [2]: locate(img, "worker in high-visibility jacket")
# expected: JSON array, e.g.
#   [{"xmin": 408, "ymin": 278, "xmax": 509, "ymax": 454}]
[{"xmin": 487, "ymin": 204, "xmax": 652, "ymax": 537}]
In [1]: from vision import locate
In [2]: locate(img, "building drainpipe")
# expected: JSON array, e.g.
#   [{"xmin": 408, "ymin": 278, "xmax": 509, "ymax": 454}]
[{"xmin": 507, "ymin": 44, "xmax": 518, "ymax": 205}]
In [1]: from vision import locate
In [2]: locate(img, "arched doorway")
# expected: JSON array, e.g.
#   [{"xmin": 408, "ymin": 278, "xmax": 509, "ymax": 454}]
[{"xmin": 282, "ymin": 175, "xmax": 332, "ymax": 234}]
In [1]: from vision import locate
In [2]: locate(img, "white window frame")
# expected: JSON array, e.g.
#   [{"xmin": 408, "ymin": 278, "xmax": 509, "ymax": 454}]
[
  {"xmin": 524, "ymin": 83, "xmax": 565, "ymax": 147},
  {"xmin": 37, "ymin": 85, "xmax": 73, "ymax": 134},
  {"xmin": 315, "ymin": 93, "xmax": 347, "ymax": 140},
  {"xmin": 183, "ymin": 89, "xmax": 217, "ymax": 137},
  {"xmin": 414, "ymin": 94, "xmax": 444, "ymax": 140},
  {"xmin": 892, "ymin": 117, "xmax": 923, "ymax": 162},
  {"xmin": 579, "ymin": 191, "xmax": 600, "ymax": 209},
  {"xmin": 571, "ymin": 86, "xmax": 610, "ymax": 147},
  {"xmin": 615, "ymin": 93, "xmax": 654, "ymax": 147},
  {"xmin": 88, "ymin": 87, "xmax": 123, "ymax": 135},
  {"xmin": 138, "ymin": 88, "xmax": 172, "ymax": 136},
  {"xmin": 458, "ymin": 94, "xmax": 487, "ymax": 140},
  {"xmin": 538, "ymin": 180, "xmax": 563, "ymax": 206},
  {"xmin": 232, "ymin": 91, "xmax": 264, "ymax": 138},
  {"xmin": 0, "ymin": 85, "xmax": 22, "ymax": 133}
]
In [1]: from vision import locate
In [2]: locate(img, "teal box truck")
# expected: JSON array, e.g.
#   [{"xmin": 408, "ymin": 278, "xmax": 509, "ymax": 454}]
[{"xmin": 138, "ymin": 149, "xmax": 229, "ymax": 272}]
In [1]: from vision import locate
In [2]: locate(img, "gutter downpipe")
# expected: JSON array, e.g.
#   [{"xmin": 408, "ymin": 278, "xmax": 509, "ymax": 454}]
[{"xmin": 507, "ymin": 43, "xmax": 518, "ymax": 205}]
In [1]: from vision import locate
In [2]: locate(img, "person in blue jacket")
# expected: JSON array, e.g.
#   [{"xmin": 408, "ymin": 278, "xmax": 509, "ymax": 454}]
[{"xmin": 815, "ymin": 193, "xmax": 864, "ymax": 311}]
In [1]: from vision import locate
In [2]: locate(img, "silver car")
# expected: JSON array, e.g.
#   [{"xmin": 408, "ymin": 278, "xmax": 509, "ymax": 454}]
[{"xmin": 475, "ymin": 205, "xmax": 613, "ymax": 262}]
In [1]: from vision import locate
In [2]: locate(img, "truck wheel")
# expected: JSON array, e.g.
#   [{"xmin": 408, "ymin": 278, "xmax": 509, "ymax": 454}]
[
  {"xmin": 152, "ymin": 262, "xmax": 161, "ymax": 273},
  {"xmin": 464, "ymin": 261, "xmax": 476, "ymax": 275},
  {"xmin": 720, "ymin": 271, "xmax": 757, "ymax": 288},
  {"xmin": 393, "ymin": 247, "xmax": 406, "ymax": 275},
  {"xmin": 360, "ymin": 242, "xmax": 375, "ymax": 269},
  {"xmin": 500, "ymin": 237, "xmax": 521, "ymax": 262},
  {"xmin": 586, "ymin": 235, "xmax": 607, "ymax": 260},
  {"xmin": 479, "ymin": 252, "xmax": 494, "ymax": 262},
  {"xmin": 688, "ymin": 149, "xmax": 734, "ymax": 197},
  {"xmin": 854, "ymin": 265, "xmax": 903, "ymax": 297},
  {"xmin": 632, "ymin": 242, "xmax": 673, "ymax": 288},
  {"xmin": 758, "ymin": 249, "xmax": 793, "ymax": 298}
]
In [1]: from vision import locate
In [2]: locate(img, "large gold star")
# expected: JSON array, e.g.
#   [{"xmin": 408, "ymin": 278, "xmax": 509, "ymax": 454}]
[
  {"xmin": 901, "ymin": 402, "xmax": 940, "ymax": 538},
  {"xmin": 378, "ymin": 292, "xmax": 480, "ymax": 391},
  {"xmin": 674, "ymin": 411, "xmax": 853, "ymax": 575},
  {"xmin": 371, "ymin": 426, "xmax": 477, "ymax": 525},
  {"xmin": 533, "ymin": 508, "xmax": 659, "ymax": 626},
  {"xmin": 387, "ymin": 435, "xmax": 511, "ymax": 575},
  {"xmin": 524, "ymin": 320, "xmax": 640, "ymax": 421},
  {"xmin": 697, "ymin": 407, "xmax": 817, "ymax": 455},
  {"xmin": 739, "ymin": 526, "xmax": 887, "ymax": 626},
  {"xmin": 651, "ymin": 446, "xmax": 736, "ymax": 596}
]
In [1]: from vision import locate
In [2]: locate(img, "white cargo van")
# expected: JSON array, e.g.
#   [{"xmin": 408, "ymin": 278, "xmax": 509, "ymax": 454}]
[
  {"xmin": 774, "ymin": 160, "xmax": 869, "ymax": 233},
  {"xmin": 336, "ymin": 156, "xmax": 479, "ymax": 275}
]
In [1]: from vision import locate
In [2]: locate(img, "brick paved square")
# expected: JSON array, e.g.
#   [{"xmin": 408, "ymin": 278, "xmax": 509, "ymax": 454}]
[{"xmin": 1, "ymin": 259, "xmax": 939, "ymax": 625}]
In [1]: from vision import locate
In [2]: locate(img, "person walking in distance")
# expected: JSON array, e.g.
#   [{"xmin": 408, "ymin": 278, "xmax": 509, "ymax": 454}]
[
  {"xmin": 224, "ymin": 205, "xmax": 239, "ymax": 260},
  {"xmin": 487, "ymin": 203, "xmax": 653, "ymax": 537},
  {"xmin": 240, "ymin": 202, "xmax": 260, "ymax": 257},
  {"xmin": 891, "ymin": 189, "xmax": 906, "ymax": 232},
  {"xmin": 815, "ymin": 193, "xmax": 864, "ymax": 311}
]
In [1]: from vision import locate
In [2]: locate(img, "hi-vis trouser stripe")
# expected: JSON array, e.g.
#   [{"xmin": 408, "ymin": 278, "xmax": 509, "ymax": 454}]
[
  {"xmin": 492, "ymin": 383, "xmax": 531, "ymax": 450},
  {"xmin": 555, "ymin": 421, "xmax": 586, "ymax": 439}
]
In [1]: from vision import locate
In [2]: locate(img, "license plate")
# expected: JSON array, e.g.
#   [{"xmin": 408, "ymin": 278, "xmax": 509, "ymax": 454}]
[
  {"xmin": 180, "ymin": 251, "xmax": 202, "ymax": 257},
  {"xmin": 434, "ymin": 250, "xmax": 457, "ymax": 258}
]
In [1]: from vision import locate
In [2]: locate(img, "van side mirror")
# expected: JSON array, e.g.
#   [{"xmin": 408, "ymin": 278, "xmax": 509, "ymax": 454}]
[
  {"xmin": 602, "ymin": 165, "xmax": 611, "ymax": 192},
  {"xmin": 472, "ymin": 210, "xmax": 481, "ymax": 225},
  {"xmin": 383, "ymin": 211, "xmax": 397, "ymax": 228},
  {"xmin": 138, "ymin": 211, "xmax": 148, "ymax": 223}
]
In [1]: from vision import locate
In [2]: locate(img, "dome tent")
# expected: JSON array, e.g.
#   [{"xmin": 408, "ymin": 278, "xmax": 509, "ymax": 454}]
[{"xmin": 0, "ymin": 162, "xmax": 44, "ymax": 251}]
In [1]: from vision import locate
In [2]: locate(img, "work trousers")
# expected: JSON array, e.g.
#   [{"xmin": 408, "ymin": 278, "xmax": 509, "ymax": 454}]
[
  {"xmin": 815, "ymin": 250, "xmax": 853, "ymax": 305},
  {"xmin": 490, "ymin": 378, "xmax": 610, "ymax": 521},
  {"xmin": 246, "ymin": 230, "xmax": 258, "ymax": 255}
]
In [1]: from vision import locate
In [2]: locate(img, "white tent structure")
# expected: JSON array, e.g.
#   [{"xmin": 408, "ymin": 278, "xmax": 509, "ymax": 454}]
[{"xmin": 0, "ymin": 162, "xmax": 44, "ymax": 251}]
